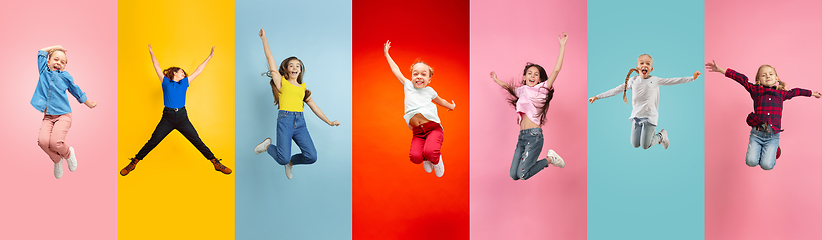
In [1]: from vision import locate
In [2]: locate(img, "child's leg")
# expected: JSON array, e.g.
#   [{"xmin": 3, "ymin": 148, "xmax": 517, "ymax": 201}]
[
  {"xmin": 758, "ymin": 133, "xmax": 780, "ymax": 170},
  {"xmin": 267, "ymin": 111, "xmax": 295, "ymax": 165},
  {"xmin": 38, "ymin": 115, "xmax": 62, "ymax": 163},
  {"xmin": 639, "ymin": 121, "xmax": 661, "ymax": 149},
  {"xmin": 175, "ymin": 109, "xmax": 216, "ymax": 160},
  {"xmin": 515, "ymin": 128, "xmax": 549, "ymax": 180},
  {"xmin": 289, "ymin": 113, "xmax": 317, "ymax": 165},
  {"xmin": 630, "ymin": 120, "xmax": 642, "ymax": 148},
  {"xmin": 509, "ymin": 136, "xmax": 525, "ymax": 180},
  {"xmin": 135, "ymin": 111, "xmax": 176, "ymax": 160},
  {"xmin": 745, "ymin": 129, "xmax": 763, "ymax": 168},
  {"xmin": 421, "ymin": 124, "xmax": 443, "ymax": 164},
  {"xmin": 409, "ymin": 127, "xmax": 426, "ymax": 164},
  {"xmin": 48, "ymin": 113, "xmax": 73, "ymax": 160}
]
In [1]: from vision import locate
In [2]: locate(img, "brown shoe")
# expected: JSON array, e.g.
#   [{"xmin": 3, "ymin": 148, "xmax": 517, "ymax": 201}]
[
  {"xmin": 210, "ymin": 158, "xmax": 232, "ymax": 174},
  {"xmin": 120, "ymin": 158, "xmax": 141, "ymax": 176}
]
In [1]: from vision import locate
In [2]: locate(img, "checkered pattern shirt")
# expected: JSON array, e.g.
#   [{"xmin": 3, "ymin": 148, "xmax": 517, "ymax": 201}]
[{"xmin": 725, "ymin": 68, "xmax": 812, "ymax": 132}]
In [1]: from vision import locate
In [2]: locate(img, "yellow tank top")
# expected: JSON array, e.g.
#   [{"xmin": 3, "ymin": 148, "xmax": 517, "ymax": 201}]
[{"xmin": 278, "ymin": 76, "xmax": 306, "ymax": 112}]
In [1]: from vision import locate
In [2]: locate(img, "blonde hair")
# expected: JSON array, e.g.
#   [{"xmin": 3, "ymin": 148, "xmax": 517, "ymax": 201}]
[
  {"xmin": 755, "ymin": 65, "xmax": 786, "ymax": 90},
  {"xmin": 47, "ymin": 49, "xmax": 68, "ymax": 65},
  {"xmin": 410, "ymin": 61, "xmax": 434, "ymax": 78},
  {"xmin": 622, "ymin": 54, "xmax": 653, "ymax": 103}
]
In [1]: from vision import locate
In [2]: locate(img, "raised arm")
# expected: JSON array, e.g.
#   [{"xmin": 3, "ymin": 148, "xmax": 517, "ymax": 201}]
[
  {"xmin": 544, "ymin": 32, "xmax": 568, "ymax": 89},
  {"xmin": 490, "ymin": 71, "xmax": 510, "ymax": 89},
  {"xmin": 305, "ymin": 97, "xmax": 340, "ymax": 126},
  {"xmin": 433, "ymin": 96, "xmax": 456, "ymax": 111},
  {"xmin": 384, "ymin": 40, "xmax": 408, "ymax": 85},
  {"xmin": 148, "ymin": 44, "xmax": 164, "ymax": 81},
  {"xmin": 260, "ymin": 28, "xmax": 282, "ymax": 89},
  {"xmin": 705, "ymin": 60, "xmax": 726, "ymax": 75},
  {"xmin": 187, "ymin": 47, "xmax": 214, "ymax": 83},
  {"xmin": 40, "ymin": 45, "xmax": 66, "ymax": 52}
]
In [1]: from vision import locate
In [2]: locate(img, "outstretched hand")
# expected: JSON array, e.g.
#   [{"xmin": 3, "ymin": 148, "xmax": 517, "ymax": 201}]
[
  {"xmin": 85, "ymin": 101, "xmax": 98, "ymax": 109},
  {"xmin": 558, "ymin": 32, "xmax": 568, "ymax": 45},
  {"xmin": 259, "ymin": 28, "xmax": 266, "ymax": 38},
  {"xmin": 693, "ymin": 71, "xmax": 701, "ymax": 80},
  {"xmin": 384, "ymin": 40, "xmax": 392, "ymax": 54},
  {"xmin": 448, "ymin": 100, "xmax": 456, "ymax": 111},
  {"xmin": 490, "ymin": 71, "xmax": 497, "ymax": 80},
  {"xmin": 588, "ymin": 96, "xmax": 598, "ymax": 104},
  {"xmin": 812, "ymin": 91, "xmax": 822, "ymax": 98},
  {"xmin": 209, "ymin": 47, "xmax": 215, "ymax": 57},
  {"xmin": 329, "ymin": 120, "xmax": 341, "ymax": 126},
  {"xmin": 705, "ymin": 60, "xmax": 725, "ymax": 74}
]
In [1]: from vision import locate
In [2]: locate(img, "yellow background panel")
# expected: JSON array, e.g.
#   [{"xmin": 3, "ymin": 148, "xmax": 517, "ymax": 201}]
[{"xmin": 117, "ymin": 1, "xmax": 234, "ymax": 239}]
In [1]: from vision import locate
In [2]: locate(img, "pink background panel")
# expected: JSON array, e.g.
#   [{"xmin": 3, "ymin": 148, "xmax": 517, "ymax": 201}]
[
  {"xmin": 470, "ymin": 0, "xmax": 587, "ymax": 239},
  {"xmin": 705, "ymin": 0, "xmax": 822, "ymax": 239},
  {"xmin": 0, "ymin": 1, "xmax": 117, "ymax": 239}
]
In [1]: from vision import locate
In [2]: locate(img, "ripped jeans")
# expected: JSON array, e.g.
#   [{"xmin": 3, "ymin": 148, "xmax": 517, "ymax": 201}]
[{"xmin": 509, "ymin": 128, "xmax": 549, "ymax": 180}]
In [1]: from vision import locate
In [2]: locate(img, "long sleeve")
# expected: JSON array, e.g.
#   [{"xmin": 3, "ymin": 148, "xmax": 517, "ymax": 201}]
[
  {"xmin": 725, "ymin": 68, "xmax": 755, "ymax": 93},
  {"xmin": 61, "ymin": 72, "xmax": 87, "ymax": 103},
  {"xmin": 38, "ymin": 50, "xmax": 49, "ymax": 75},
  {"xmin": 595, "ymin": 80, "xmax": 630, "ymax": 99},
  {"xmin": 656, "ymin": 76, "xmax": 695, "ymax": 86},
  {"xmin": 783, "ymin": 87, "xmax": 812, "ymax": 100}
]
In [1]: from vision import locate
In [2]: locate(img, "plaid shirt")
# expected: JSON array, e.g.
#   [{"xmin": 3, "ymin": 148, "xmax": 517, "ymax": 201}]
[{"xmin": 725, "ymin": 68, "xmax": 812, "ymax": 132}]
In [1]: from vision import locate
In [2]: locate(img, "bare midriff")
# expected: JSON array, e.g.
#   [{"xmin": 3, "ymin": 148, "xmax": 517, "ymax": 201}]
[
  {"xmin": 409, "ymin": 113, "xmax": 431, "ymax": 128},
  {"xmin": 519, "ymin": 113, "xmax": 540, "ymax": 130}
]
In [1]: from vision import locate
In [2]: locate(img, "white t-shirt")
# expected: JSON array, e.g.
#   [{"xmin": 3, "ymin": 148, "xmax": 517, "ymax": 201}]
[
  {"xmin": 403, "ymin": 79, "xmax": 440, "ymax": 127},
  {"xmin": 595, "ymin": 75, "xmax": 694, "ymax": 125}
]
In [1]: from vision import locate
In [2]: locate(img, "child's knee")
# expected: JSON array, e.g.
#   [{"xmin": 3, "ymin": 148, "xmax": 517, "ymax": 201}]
[
  {"xmin": 640, "ymin": 141, "xmax": 652, "ymax": 149},
  {"xmin": 409, "ymin": 151, "xmax": 424, "ymax": 164},
  {"xmin": 37, "ymin": 138, "xmax": 50, "ymax": 150},
  {"xmin": 305, "ymin": 153, "xmax": 318, "ymax": 164},
  {"xmin": 760, "ymin": 163, "xmax": 774, "ymax": 170},
  {"xmin": 745, "ymin": 157, "xmax": 758, "ymax": 167}
]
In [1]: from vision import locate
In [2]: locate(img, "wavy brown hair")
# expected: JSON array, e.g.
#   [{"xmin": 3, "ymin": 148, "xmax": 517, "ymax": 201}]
[
  {"xmin": 502, "ymin": 63, "xmax": 554, "ymax": 125},
  {"xmin": 163, "ymin": 67, "xmax": 187, "ymax": 80},
  {"xmin": 263, "ymin": 56, "xmax": 311, "ymax": 106}
]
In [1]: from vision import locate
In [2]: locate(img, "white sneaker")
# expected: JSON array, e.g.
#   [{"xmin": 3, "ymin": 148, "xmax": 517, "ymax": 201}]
[
  {"xmin": 659, "ymin": 129, "xmax": 669, "ymax": 149},
  {"xmin": 423, "ymin": 160, "xmax": 433, "ymax": 173},
  {"xmin": 547, "ymin": 149, "xmax": 565, "ymax": 168},
  {"xmin": 54, "ymin": 160, "xmax": 63, "ymax": 179},
  {"xmin": 284, "ymin": 163, "xmax": 293, "ymax": 179},
  {"xmin": 433, "ymin": 156, "xmax": 445, "ymax": 177},
  {"xmin": 254, "ymin": 138, "xmax": 271, "ymax": 155},
  {"xmin": 66, "ymin": 147, "xmax": 78, "ymax": 172}
]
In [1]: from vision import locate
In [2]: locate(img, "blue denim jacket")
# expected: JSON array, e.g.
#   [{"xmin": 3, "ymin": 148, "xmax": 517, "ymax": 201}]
[{"xmin": 30, "ymin": 50, "xmax": 87, "ymax": 115}]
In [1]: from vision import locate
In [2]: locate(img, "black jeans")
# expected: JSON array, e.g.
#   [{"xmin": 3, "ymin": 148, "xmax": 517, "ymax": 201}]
[{"xmin": 135, "ymin": 107, "xmax": 215, "ymax": 160}]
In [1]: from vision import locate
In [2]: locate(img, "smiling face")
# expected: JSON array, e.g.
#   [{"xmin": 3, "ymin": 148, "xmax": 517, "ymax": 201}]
[
  {"xmin": 286, "ymin": 59, "xmax": 302, "ymax": 81},
  {"xmin": 48, "ymin": 51, "xmax": 67, "ymax": 71},
  {"xmin": 636, "ymin": 54, "xmax": 653, "ymax": 78},
  {"xmin": 410, "ymin": 63, "xmax": 432, "ymax": 89},
  {"xmin": 522, "ymin": 66, "xmax": 542, "ymax": 87},
  {"xmin": 756, "ymin": 65, "xmax": 779, "ymax": 87}
]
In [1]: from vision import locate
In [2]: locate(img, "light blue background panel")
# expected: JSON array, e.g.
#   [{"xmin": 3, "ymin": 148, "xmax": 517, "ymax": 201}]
[
  {"xmin": 234, "ymin": 0, "xmax": 352, "ymax": 239},
  {"xmin": 587, "ymin": 0, "xmax": 705, "ymax": 239}
]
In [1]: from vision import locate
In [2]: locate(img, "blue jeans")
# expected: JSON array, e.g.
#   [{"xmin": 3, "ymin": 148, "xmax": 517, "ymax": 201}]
[
  {"xmin": 746, "ymin": 128, "xmax": 779, "ymax": 170},
  {"xmin": 267, "ymin": 110, "xmax": 317, "ymax": 166},
  {"xmin": 509, "ymin": 128, "xmax": 549, "ymax": 180},
  {"xmin": 630, "ymin": 118, "xmax": 661, "ymax": 149}
]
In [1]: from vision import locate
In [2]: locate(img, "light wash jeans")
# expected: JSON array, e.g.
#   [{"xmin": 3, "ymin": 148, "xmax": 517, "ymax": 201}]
[
  {"xmin": 746, "ymin": 127, "xmax": 779, "ymax": 170},
  {"xmin": 630, "ymin": 118, "xmax": 661, "ymax": 149},
  {"xmin": 267, "ymin": 110, "xmax": 317, "ymax": 166},
  {"xmin": 509, "ymin": 128, "xmax": 549, "ymax": 180}
]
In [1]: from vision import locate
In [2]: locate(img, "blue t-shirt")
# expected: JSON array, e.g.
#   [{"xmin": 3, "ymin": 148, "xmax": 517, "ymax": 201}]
[
  {"xmin": 162, "ymin": 76, "xmax": 188, "ymax": 108},
  {"xmin": 31, "ymin": 50, "xmax": 87, "ymax": 115}
]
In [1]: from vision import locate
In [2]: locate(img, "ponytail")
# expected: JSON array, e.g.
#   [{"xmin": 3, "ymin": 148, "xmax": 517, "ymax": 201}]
[{"xmin": 623, "ymin": 68, "xmax": 639, "ymax": 104}]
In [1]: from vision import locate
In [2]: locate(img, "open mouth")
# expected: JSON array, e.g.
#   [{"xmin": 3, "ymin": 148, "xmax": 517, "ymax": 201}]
[{"xmin": 640, "ymin": 69, "xmax": 648, "ymax": 75}]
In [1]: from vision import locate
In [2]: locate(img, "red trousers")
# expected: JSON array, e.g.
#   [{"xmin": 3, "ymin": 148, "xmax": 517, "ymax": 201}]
[{"xmin": 409, "ymin": 121, "xmax": 443, "ymax": 164}]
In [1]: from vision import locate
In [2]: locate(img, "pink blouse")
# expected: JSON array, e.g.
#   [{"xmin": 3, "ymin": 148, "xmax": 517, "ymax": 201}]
[{"xmin": 515, "ymin": 81, "xmax": 551, "ymax": 125}]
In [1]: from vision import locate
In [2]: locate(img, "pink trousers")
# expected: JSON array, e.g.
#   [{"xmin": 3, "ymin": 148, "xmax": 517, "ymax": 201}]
[
  {"xmin": 38, "ymin": 113, "xmax": 72, "ymax": 164},
  {"xmin": 409, "ymin": 121, "xmax": 443, "ymax": 164}
]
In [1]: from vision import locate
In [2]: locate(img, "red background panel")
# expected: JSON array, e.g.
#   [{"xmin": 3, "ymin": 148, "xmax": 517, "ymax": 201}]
[{"xmin": 352, "ymin": 0, "xmax": 470, "ymax": 239}]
